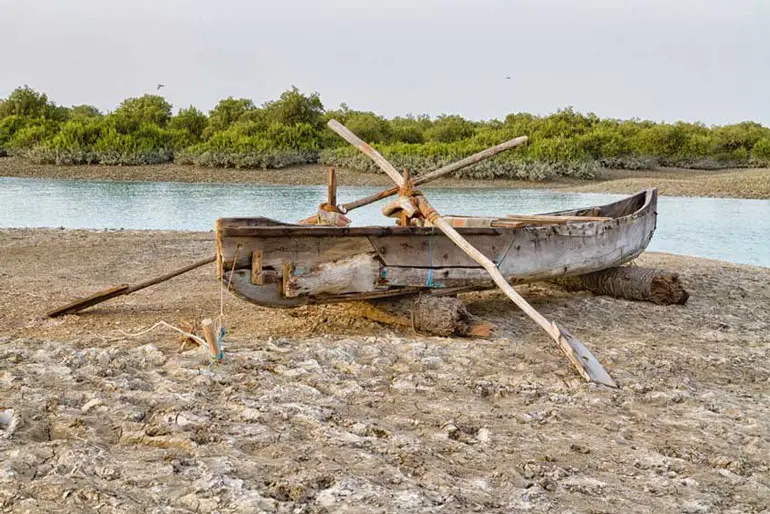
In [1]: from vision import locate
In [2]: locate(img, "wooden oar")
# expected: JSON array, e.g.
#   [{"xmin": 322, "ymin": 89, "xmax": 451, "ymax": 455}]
[
  {"xmin": 327, "ymin": 120, "xmax": 405, "ymax": 187},
  {"xmin": 335, "ymin": 131, "xmax": 528, "ymax": 213},
  {"xmin": 47, "ymin": 255, "xmax": 215, "ymax": 317},
  {"xmin": 327, "ymin": 120, "xmax": 617, "ymax": 387}
]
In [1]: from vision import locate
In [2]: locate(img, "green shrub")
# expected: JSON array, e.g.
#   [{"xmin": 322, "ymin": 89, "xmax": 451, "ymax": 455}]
[
  {"xmin": 69, "ymin": 105, "xmax": 102, "ymax": 121},
  {"xmin": 2, "ymin": 84, "xmax": 769, "ymax": 173},
  {"xmin": 169, "ymin": 106, "xmax": 208, "ymax": 142},
  {"xmin": 750, "ymin": 138, "xmax": 770, "ymax": 165},
  {"xmin": 425, "ymin": 115, "xmax": 476, "ymax": 143},
  {"xmin": 114, "ymin": 95, "xmax": 172, "ymax": 127},
  {"xmin": 0, "ymin": 115, "xmax": 27, "ymax": 147},
  {"xmin": 345, "ymin": 112, "xmax": 392, "ymax": 143},
  {"xmin": 0, "ymin": 86, "xmax": 55, "ymax": 119},
  {"xmin": 7, "ymin": 119, "xmax": 61, "ymax": 149},
  {"xmin": 206, "ymin": 97, "xmax": 256, "ymax": 135},
  {"xmin": 262, "ymin": 87, "xmax": 324, "ymax": 129}
]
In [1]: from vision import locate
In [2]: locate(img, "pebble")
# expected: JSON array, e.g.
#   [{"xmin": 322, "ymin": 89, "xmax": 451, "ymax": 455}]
[
  {"xmin": 0, "ymin": 409, "xmax": 18, "ymax": 438},
  {"xmin": 476, "ymin": 427, "xmax": 491, "ymax": 443},
  {"xmin": 420, "ymin": 356, "xmax": 442, "ymax": 370},
  {"xmin": 80, "ymin": 398, "xmax": 104, "ymax": 414}
]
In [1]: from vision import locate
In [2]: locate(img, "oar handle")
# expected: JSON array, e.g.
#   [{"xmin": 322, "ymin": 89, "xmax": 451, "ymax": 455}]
[
  {"xmin": 46, "ymin": 255, "xmax": 216, "ymax": 317},
  {"xmin": 327, "ymin": 120, "xmax": 404, "ymax": 187}
]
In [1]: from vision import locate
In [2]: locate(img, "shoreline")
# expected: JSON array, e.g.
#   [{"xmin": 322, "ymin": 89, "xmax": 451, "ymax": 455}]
[
  {"xmin": 1, "ymin": 157, "xmax": 768, "ymax": 199},
  {"xmin": 1, "ymin": 228, "xmax": 769, "ymax": 512}
]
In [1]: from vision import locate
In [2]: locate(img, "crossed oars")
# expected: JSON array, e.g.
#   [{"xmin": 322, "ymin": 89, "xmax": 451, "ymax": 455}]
[{"xmin": 326, "ymin": 119, "xmax": 617, "ymax": 388}]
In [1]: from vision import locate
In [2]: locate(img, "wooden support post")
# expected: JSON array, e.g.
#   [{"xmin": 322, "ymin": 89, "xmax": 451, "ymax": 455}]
[
  {"xmin": 281, "ymin": 262, "xmax": 295, "ymax": 297},
  {"xmin": 201, "ymin": 318, "xmax": 220, "ymax": 361},
  {"xmin": 352, "ymin": 295, "xmax": 495, "ymax": 337},
  {"xmin": 251, "ymin": 250, "xmax": 263, "ymax": 285},
  {"xmin": 327, "ymin": 167, "xmax": 337, "ymax": 207},
  {"xmin": 399, "ymin": 167, "xmax": 411, "ymax": 227}
]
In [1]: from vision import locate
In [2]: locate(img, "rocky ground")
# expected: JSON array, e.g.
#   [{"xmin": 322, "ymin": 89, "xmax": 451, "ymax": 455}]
[
  {"xmin": 2, "ymin": 157, "xmax": 769, "ymax": 199},
  {"xmin": 0, "ymin": 229, "xmax": 769, "ymax": 513}
]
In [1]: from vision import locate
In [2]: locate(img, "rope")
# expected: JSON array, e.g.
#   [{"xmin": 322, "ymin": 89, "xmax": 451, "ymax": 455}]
[
  {"xmin": 117, "ymin": 321, "xmax": 206, "ymax": 346},
  {"xmin": 212, "ymin": 244, "xmax": 241, "ymax": 365}
]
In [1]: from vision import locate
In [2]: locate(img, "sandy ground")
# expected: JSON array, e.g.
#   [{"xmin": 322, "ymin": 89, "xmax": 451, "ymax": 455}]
[
  {"xmin": 2, "ymin": 157, "xmax": 769, "ymax": 199},
  {"xmin": 1, "ymin": 229, "xmax": 769, "ymax": 513}
]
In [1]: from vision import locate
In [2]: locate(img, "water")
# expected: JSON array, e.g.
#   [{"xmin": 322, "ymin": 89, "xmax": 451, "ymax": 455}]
[{"xmin": 1, "ymin": 177, "xmax": 768, "ymax": 267}]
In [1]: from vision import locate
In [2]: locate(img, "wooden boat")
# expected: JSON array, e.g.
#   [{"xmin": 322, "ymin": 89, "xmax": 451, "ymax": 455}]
[
  {"xmin": 216, "ymin": 188, "xmax": 657, "ymax": 308},
  {"xmin": 47, "ymin": 121, "xmax": 649, "ymax": 386}
]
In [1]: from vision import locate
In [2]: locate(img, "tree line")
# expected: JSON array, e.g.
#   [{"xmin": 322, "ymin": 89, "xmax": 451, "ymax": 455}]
[{"xmin": 1, "ymin": 85, "xmax": 768, "ymax": 180}]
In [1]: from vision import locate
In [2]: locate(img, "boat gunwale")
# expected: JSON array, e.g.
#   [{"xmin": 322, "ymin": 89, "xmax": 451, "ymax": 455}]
[{"xmin": 218, "ymin": 189, "xmax": 657, "ymax": 239}]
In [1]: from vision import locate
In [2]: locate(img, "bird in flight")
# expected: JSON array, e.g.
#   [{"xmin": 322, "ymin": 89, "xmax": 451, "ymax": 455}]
[
  {"xmin": 505, "ymin": 76, "xmax": 511, "ymax": 80},
  {"xmin": 157, "ymin": 84, "xmax": 165, "ymax": 90}
]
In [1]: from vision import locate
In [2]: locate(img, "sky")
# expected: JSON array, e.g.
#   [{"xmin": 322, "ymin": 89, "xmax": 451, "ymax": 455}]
[{"xmin": 1, "ymin": 0, "xmax": 768, "ymax": 125}]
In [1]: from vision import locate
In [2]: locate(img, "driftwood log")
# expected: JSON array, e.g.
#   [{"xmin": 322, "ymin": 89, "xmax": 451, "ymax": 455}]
[
  {"xmin": 554, "ymin": 266, "xmax": 689, "ymax": 305},
  {"xmin": 352, "ymin": 295, "xmax": 494, "ymax": 337}
]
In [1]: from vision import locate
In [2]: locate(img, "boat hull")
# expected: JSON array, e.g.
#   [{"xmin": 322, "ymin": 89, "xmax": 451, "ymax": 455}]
[{"xmin": 217, "ymin": 189, "xmax": 657, "ymax": 307}]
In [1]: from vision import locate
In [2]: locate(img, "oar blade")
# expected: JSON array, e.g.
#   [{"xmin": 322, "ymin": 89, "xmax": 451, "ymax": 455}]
[{"xmin": 554, "ymin": 322, "xmax": 617, "ymax": 388}]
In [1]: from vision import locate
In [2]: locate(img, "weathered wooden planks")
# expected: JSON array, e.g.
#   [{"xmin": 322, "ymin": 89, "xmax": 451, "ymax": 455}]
[
  {"xmin": 284, "ymin": 253, "xmax": 380, "ymax": 298},
  {"xmin": 380, "ymin": 265, "xmax": 495, "ymax": 289},
  {"xmin": 220, "ymin": 235, "xmax": 376, "ymax": 272},
  {"xmin": 370, "ymin": 233, "xmax": 513, "ymax": 268}
]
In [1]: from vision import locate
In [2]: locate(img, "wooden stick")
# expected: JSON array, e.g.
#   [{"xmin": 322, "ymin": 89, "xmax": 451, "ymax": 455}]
[
  {"xmin": 328, "ymin": 120, "xmax": 616, "ymax": 387},
  {"xmin": 46, "ymin": 284, "xmax": 130, "ymax": 318},
  {"xmin": 337, "ymin": 134, "xmax": 528, "ymax": 213},
  {"xmin": 201, "ymin": 318, "xmax": 220, "ymax": 360},
  {"xmin": 327, "ymin": 120, "xmax": 404, "ymax": 187},
  {"xmin": 327, "ymin": 167, "xmax": 337, "ymax": 207},
  {"xmin": 47, "ymin": 255, "xmax": 216, "ymax": 317}
]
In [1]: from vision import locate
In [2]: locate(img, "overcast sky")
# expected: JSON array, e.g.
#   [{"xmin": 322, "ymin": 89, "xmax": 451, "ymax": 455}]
[{"xmin": 2, "ymin": 0, "xmax": 768, "ymax": 125}]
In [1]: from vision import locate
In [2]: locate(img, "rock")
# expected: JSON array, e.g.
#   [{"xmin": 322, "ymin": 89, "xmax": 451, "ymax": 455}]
[
  {"xmin": 81, "ymin": 398, "xmax": 104, "ymax": 414},
  {"xmin": 421, "ymin": 356, "xmax": 442, "ymax": 370},
  {"xmin": 0, "ymin": 409, "xmax": 19, "ymax": 438},
  {"xmin": 476, "ymin": 427, "xmax": 491, "ymax": 443}
]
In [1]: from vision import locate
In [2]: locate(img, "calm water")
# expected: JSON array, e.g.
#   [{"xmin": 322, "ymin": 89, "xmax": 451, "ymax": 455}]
[{"xmin": 1, "ymin": 177, "xmax": 768, "ymax": 267}]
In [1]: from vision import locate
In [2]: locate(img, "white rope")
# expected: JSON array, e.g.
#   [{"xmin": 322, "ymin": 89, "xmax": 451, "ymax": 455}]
[
  {"xmin": 217, "ymin": 244, "xmax": 240, "ymax": 339},
  {"xmin": 117, "ymin": 321, "xmax": 207, "ymax": 346}
]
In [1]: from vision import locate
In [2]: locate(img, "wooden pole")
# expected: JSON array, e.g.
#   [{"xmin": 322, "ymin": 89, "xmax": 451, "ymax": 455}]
[
  {"xmin": 327, "ymin": 120, "xmax": 404, "ymax": 187},
  {"xmin": 201, "ymin": 318, "xmax": 221, "ymax": 361},
  {"xmin": 335, "ymin": 131, "xmax": 528, "ymax": 213},
  {"xmin": 328, "ymin": 120, "xmax": 616, "ymax": 387},
  {"xmin": 327, "ymin": 167, "xmax": 337, "ymax": 207},
  {"xmin": 47, "ymin": 255, "xmax": 216, "ymax": 317}
]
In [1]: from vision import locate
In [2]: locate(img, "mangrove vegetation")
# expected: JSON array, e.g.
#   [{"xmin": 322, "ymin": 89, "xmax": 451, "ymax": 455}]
[{"xmin": 1, "ymin": 85, "xmax": 769, "ymax": 181}]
